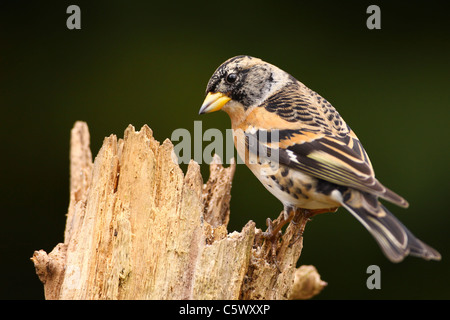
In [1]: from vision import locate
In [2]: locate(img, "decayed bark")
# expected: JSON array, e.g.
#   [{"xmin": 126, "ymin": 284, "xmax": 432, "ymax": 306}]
[{"xmin": 31, "ymin": 121, "xmax": 326, "ymax": 300}]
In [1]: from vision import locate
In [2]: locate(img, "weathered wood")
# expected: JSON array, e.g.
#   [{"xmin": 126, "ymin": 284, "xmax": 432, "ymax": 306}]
[{"xmin": 31, "ymin": 122, "xmax": 326, "ymax": 300}]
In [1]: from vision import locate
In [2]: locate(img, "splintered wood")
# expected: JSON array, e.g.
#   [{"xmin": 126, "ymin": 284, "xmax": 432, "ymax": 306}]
[{"xmin": 31, "ymin": 121, "xmax": 326, "ymax": 300}]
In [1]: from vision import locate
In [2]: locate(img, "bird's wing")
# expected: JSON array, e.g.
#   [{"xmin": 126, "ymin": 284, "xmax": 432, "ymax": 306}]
[
  {"xmin": 249, "ymin": 82, "xmax": 408, "ymax": 208},
  {"xmin": 248, "ymin": 128, "xmax": 408, "ymax": 208},
  {"xmin": 262, "ymin": 81, "xmax": 350, "ymax": 138}
]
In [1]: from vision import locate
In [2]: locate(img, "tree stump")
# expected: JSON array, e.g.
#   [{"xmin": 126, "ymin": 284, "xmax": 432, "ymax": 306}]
[{"xmin": 31, "ymin": 121, "xmax": 326, "ymax": 300}]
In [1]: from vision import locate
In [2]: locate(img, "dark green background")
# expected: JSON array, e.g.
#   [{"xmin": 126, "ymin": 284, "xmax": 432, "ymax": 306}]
[{"xmin": 1, "ymin": 0, "xmax": 449, "ymax": 299}]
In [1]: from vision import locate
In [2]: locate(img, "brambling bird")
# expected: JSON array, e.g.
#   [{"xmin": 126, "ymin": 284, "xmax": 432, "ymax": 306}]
[{"xmin": 199, "ymin": 55, "xmax": 441, "ymax": 263}]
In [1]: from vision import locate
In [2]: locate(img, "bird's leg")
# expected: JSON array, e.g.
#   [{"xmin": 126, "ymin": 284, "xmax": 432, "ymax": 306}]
[
  {"xmin": 264, "ymin": 218, "xmax": 280, "ymax": 269},
  {"xmin": 290, "ymin": 207, "xmax": 339, "ymax": 226},
  {"xmin": 288, "ymin": 209, "xmax": 311, "ymax": 247},
  {"xmin": 289, "ymin": 207, "xmax": 339, "ymax": 246},
  {"xmin": 261, "ymin": 206, "xmax": 295, "ymax": 271},
  {"xmin": 307, "ymin": 207, "xmax": 339, "ymax": 216},
  {"xmin": 261, "ymin": 207, "xmax": 338, "ymax": 267},
  {"xmin": 262, "ymin": 206, "xmax": 295, "ymax": 240}
]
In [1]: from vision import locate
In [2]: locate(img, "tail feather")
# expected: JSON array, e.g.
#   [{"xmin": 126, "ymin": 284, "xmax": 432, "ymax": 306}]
[
  {"xmin": 378, "ymin": 184, "xmax": 409, "ymax": 209},
  {"xmin": 341, "ymin": 194, "xmax": 441, "ymax": 263}
]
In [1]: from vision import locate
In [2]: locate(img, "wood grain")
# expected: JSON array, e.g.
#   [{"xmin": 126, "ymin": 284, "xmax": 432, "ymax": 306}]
[{"xmin": 31, "ymin": 122, "xmax": 326, "ymax": 300}]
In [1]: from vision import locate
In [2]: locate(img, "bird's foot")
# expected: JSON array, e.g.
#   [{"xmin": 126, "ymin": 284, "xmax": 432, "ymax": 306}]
[
  {"xmin": 262, "ymin": 217, "xmax": 282, "ymax": 271},
  {"xmin": 261, "ymin": 209, "xmax": 294, "ymax": 241},
  {"xmin": 261, "ymin": 209, "xmax": 295, "ymax": 271},
  {"xmin": 288, "ymin": 207, "xmax": 338, "ymax": 247},
  {"xmin": 288, "ymin": 209, "xmax": 311, "ymax": 247}
]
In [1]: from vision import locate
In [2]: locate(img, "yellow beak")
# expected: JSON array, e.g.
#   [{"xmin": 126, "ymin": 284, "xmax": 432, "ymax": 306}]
[{"xmin": 198, "ymin": 92, "xmax": 231, "ymax": 114}]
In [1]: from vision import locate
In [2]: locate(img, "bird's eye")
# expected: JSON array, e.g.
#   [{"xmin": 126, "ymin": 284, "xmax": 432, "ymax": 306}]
[{"xmin": 226, "ymin": 73, "xmax": 238, "ymax": 84}]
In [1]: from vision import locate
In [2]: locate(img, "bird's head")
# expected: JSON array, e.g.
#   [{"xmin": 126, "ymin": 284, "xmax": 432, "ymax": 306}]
[{"xmin": 199, "ymin": 55, "xmax": 292, "ymax": 116}]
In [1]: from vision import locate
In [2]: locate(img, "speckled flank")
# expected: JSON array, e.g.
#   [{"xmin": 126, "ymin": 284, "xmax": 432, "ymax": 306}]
[{"xmin": 249, "ymin": 160, "xmax": 342, "ymax": 210}]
